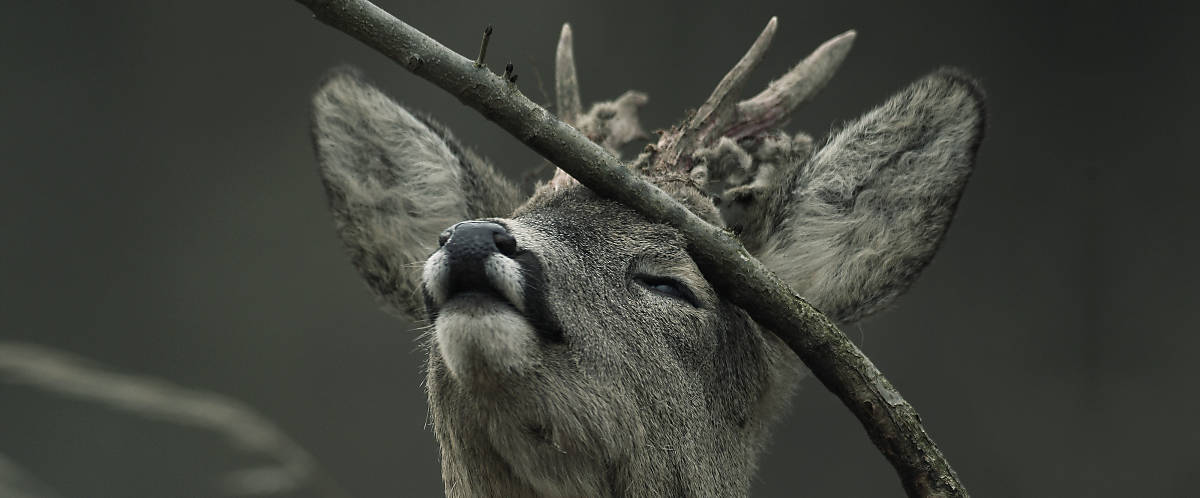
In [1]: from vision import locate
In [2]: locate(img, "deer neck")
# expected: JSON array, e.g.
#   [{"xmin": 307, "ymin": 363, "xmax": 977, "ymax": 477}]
[{"xmin": 429, "ymin": 384, "xmax": 759, "ymax": 497}]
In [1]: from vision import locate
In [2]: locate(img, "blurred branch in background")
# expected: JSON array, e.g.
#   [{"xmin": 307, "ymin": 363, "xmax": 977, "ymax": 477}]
[
  {"xmin": 0, "ymin": 452, "xmax": 61, "ymax": 498},
  {"xmin": 0, "ymin": 342, "xmax": 347, "ymax": 497}
]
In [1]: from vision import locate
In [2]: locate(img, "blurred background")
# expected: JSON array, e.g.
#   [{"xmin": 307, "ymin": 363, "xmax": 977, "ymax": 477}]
[{"xmin": 1, "ymin": 1, "xmax": 1197, "ymax": 496}]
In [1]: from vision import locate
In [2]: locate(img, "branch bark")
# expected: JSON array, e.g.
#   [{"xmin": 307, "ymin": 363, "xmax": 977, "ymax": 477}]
[{"xmin": 292, "ymin": 1, "xmax": 967, "ymax": 496}]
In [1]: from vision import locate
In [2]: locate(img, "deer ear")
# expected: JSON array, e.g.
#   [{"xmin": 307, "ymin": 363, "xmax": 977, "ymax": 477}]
[
  {"xmin": 311, "ymin": 68, "xmax": 523, "ymax": 319},
  {"xmin": 755, "ymin": 68, "xmax": 986, "ymax": 324}
]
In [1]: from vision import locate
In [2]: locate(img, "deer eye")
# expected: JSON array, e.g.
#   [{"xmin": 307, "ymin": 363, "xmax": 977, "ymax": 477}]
[{"xmin": 634, "ymin": 275, "xmax": 699, "ymax": 307}]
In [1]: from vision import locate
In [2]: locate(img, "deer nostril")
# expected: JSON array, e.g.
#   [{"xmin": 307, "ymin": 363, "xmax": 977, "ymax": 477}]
[
  {"xmin": 494, "ymin": 231, "xmax": 517, "ymax": 256},
  {"xmin": 437, "ymin": 221, "xmax": 517, "ymax": 259},
  {"xmin": 438, "ymin": 221, "xmax": 520, "ymax": 300}
]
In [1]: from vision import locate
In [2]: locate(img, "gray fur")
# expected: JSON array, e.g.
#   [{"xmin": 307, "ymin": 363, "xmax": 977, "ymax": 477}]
[
  {"xmin": 755, "ymin": 69, "xmax": 985, "ymax": 323},
  {"xmin": 427, "ymin": 192, "xmax": 802, "ymax": 496},
  {"xmin": 309, "ymin": 68, "xmax": 984, "ymax": 496},
  {"xmin": 311, "ymin": 68, "xmax": 522, "ymax": 317}
]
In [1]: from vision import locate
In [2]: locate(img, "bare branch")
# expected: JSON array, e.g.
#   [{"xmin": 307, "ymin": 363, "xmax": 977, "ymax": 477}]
[
  {"xmin": 0, "ymin": 342, "xmax": 346, "ymax": 497},
  {"xmin": 474, "ymin": 25, "xmax": 492, "ymax": 68},
  {"xmin": 549, "ymin": 88, "xmax": 650, "ymax": 188},
  {"xmin": 292, "ymin": 1, "xmax": 967, "ymax": 495},
  {"xmin": 550, "ymin": 23, "xmax": 648, "ymax": 188},
  {"xmin": 555, "ymin": 23, "xmax": 582, "ymax": 125}
]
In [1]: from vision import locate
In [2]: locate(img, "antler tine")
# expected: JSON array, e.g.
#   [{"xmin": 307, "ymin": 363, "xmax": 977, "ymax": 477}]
[
  {"xmin": 551, "ymin": 22, "xmax": 651, "ymax": 189},
  {"xmin": 654, "ymin": 17, "xmax": 778, "ymax": 171},
  {"xmin": 729, "ymin": 29, "xmax": 856, "ymax": 139},
  {"xmin": 549, "ymin": 23, "xmax": 584, "ymax": 190},
  {"xmin": 690, "ymin": 16, "xmax": 777, "ymax": 133},
  {"xmin": 555, "ymin": 23, "xmax": 582, "ymax": 125}
]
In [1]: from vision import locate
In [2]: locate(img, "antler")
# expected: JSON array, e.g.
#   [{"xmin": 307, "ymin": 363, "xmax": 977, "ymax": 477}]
[
  {"xmin": 642, "ymin": 18, "xmax": 856, "ymax": 174},
  {"xmin": 555, "ymin": 23, "xmax": 582, "ymax": 126},
  {"xmin": 550, "ymin": 23, "xmax": 649, "ymax": 190},
  {"xmin": 733, "ymin": 29, "xmax": 856, "ymax": 138},
  {"xmin": 551, "ymin": 20, "xmax": 854, "ymax": 189}
]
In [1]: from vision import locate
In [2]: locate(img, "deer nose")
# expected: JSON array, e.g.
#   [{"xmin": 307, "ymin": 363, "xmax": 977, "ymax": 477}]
[
  {"xmin": 439, "ymin": 221, "xmax": 517, "ymax": 258},
  {"xmin": 438, "ymin": 221, "xmax": 518, "ymax": 294}
]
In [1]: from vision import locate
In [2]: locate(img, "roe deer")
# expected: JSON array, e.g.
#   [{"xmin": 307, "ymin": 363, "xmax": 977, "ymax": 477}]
[{"xmin": 309, "ymin": 20, "xmax": 984, "ymax": 497}]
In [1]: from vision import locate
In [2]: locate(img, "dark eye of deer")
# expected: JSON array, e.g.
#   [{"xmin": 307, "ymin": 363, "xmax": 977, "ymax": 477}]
[{"xmin": 635, "ymin": 275, "xmax": 698, "ymax": 306}]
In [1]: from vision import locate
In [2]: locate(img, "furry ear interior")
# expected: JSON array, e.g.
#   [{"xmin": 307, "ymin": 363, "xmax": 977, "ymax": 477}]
[
  {"xmin": 755, "ymin": 68, "xmax": 986, "ymax": 323},
  {"xmin": 311, "ymin": 68, "xmax": 522, "ymax": 319}
]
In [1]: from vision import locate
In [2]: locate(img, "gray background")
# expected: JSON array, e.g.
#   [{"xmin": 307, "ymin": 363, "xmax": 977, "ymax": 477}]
[{"xmin": 2, "ymin": 1, "xmax": 1197, "ymax": 496}]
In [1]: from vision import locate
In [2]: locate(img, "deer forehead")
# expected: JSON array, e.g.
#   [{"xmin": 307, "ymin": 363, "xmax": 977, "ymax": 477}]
[{"xmin": 504, "ymin": 187, "xmax": 701, "ymax": 273}]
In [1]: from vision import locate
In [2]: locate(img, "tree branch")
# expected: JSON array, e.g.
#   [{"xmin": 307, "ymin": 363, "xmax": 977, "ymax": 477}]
[
  {"xmin": 0, "ymin": 342, "xmax": 347, "ymax": 497},
  {"xmin": 0, "ymin": 452, "xmax": 61, "ymax": 498},
  {"xmin": 292, "ymin": 1, "xmax": 967, "ymax": 495}
]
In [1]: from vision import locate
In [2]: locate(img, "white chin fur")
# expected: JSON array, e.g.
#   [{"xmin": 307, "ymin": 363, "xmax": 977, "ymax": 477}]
[
  {"xmin": 422, "ymin": 250, "xmax": 449, "ymax": 306},
  {"xmin": 483, "ymin": 254, "xmax": 525, "ymax": 312},
  {"xmin": 435, "ymin": 296, "xmax": 536, "ymax": 383}
]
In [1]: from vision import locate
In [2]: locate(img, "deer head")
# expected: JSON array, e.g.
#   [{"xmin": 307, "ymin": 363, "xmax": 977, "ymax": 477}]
[{"xmin": 309, "ymin": 18, "xmax": 984, "ymax": 497}]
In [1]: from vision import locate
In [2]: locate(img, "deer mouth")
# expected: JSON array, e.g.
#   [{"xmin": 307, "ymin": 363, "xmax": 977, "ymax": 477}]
[
  {"xmin": 423, "ymin": 241, "xmax": 564, "ymax": 338},
  {"xmin": 423, "ymin": 250, "xmax": 526, "ymax": 316},
  {"xmin": 423, "ymin": 245, "xmax": 564, "ymax": 382}
]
